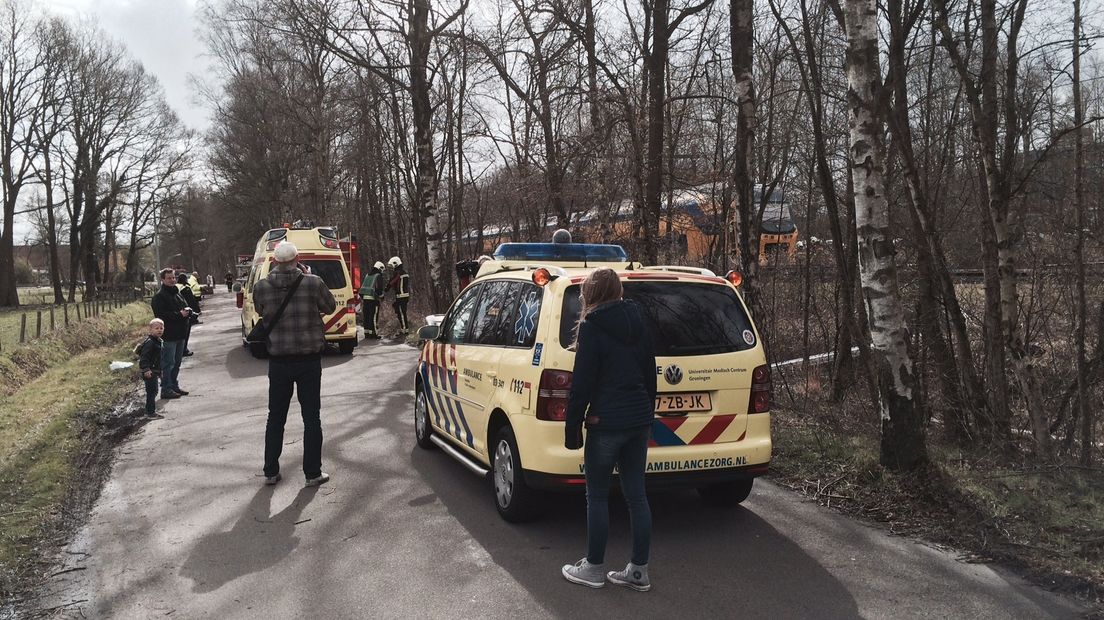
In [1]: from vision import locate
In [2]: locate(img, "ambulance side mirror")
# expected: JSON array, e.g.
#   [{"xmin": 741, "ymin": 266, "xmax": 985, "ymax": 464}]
[{"xmin": 418, "ymin": 325, "xmax": 440, "ymax": 341}]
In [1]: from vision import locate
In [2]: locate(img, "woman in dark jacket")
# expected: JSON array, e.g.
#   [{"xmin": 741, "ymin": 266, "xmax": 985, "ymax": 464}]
[{"xmin": 561, "ymin": 268, "xmax": 657, "ymax": 592}]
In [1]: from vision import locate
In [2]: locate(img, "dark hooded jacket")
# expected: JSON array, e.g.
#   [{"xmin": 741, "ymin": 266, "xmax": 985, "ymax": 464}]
[
  {"xmin": 565, "ymin": 299, "xmax": 657, "ymax": 436},
  {"xmin": 151, "ymin": 284, "xmax": 189, "ymax": 341}
]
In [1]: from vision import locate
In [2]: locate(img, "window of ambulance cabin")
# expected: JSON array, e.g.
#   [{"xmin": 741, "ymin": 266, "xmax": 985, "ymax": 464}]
[
  {"xmin": 300, "ymin": 259, "xmax": 347, "ymax": 289},
  {"xmin": 509, "ymin": 282, "xmax": 543, "ymax": 348},
  {"xmin": 469, "ymin": 281, "xmax": 543, "ymax": 347},
  {"xmin": 469, "ymin": 280, "xmax": 514, "ymax": 345},
  {"xmin": 558, "ymin": 282, "xmax": 756, "ymax": 355},
  {"xmin": 442, "ymin": 284, "xmax": 482, "ymax": 344}
]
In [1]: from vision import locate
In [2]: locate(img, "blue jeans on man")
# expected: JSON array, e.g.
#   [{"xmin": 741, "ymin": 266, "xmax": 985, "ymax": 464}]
[
  {"xmin": 263, "ymin": 357, "xmax": 324, "ymax": 479},
  {"xmin": 584, "ymin": 425, "xmax": 652, "ymax": 566},
  {"xmin": 160, "ymin": 338, "xmax": 185, "ymax": 396}
]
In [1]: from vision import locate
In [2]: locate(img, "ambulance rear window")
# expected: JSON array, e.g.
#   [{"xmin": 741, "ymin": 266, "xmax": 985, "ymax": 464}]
[
  {"xmin": 301, "ymin": 259, "xmax": 347, "ymax": 290},
  {"xmin": 558, "ymin": 282, "xmax": 756, "ymax": 356}
]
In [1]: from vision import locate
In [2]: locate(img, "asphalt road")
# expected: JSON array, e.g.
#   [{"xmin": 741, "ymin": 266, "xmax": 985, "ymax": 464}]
[{"xmin": 37, "ymin": 293, "xmax": 1084, "ymax": 619}]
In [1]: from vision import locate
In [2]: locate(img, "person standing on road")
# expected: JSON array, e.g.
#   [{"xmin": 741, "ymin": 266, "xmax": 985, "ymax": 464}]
[
  {"xmin": 254, "ymin": 241, "xmax": 337, "ymax": 488},
  {"xmin": 225, "ymin": 272, "xmax": 234, "ymax": 292},
  {"xmin": 177, "ymin": 272, "xmax": 200, "ymax": 356},
  {"xmin": 385, "ymin": 256, "xmax": 411, "ymax": 336},
  {"xmin": 151, "ymin": 268, "xmax": 192, "ymax": 400},
  {"xmin": 137, "ymin": 318, "xmax": 165, "ymax": 418},
  {"xmin": 561, "ymin": 268, "xmax": 657, "ymax": 592},
  {"xmin": 359, "ymin": 261, "xmax": 385, "ymax": 339}
]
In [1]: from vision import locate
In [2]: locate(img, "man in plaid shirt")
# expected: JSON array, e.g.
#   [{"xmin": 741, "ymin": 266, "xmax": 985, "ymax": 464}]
[{"xmin": 254, "ymin": 241, "xmax": 337, "ymax": 487}]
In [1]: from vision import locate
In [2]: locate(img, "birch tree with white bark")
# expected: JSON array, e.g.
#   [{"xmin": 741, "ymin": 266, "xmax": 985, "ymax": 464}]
[{"xmin": 842, "ymin": 0, "xmax": 926, "ymax": 470}]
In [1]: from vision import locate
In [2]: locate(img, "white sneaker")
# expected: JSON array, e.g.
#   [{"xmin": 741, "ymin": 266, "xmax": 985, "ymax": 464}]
[
  {"xmin": 264, "ymin": 473, "xmax": 281, "ymax": 486},
  {"xmin": 305, "ymin": 472, "xmax": 330, "ymax": 487},
  {"xmin": 561, "ymin": 558, "xmax": 606, "ymax": 588},
  {"xmin": 607, "ymin": 562, "xmax": 650, "ymax": 591}
]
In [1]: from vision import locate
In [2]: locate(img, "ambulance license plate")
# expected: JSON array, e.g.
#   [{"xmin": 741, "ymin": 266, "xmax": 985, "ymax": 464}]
[{"xmin": 654, "ymin": 393, "xmax": 711, "ymax": 413}]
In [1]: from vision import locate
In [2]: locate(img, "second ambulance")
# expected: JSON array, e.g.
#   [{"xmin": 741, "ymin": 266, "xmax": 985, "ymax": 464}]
[{"xmin": 414, "ymin": 242, "xmax": 771, "ymax": 522}]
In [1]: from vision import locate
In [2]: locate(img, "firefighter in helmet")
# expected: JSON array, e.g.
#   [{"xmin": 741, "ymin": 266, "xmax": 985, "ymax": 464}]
[
  {"xmin": 386, "ymin": 256, "xmax": 411, "ymax": 336},
  {"xmin": 359, "ymin": 261, "xmax": 386, "ymax": 339}
]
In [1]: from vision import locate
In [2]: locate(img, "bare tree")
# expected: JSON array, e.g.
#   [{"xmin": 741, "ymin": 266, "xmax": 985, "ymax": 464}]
[
  {"xmin": 843, "ymin": 0, "xmax": 926, "ymax": 469},
  {"xmin": 0, "ymin": 0, "xmax": 46, "ymax": 307}
]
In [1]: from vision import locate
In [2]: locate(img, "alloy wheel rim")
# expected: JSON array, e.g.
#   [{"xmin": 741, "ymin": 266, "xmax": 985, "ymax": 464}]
[
  {"xmin": 415, "ymin": 392, "xmax": 427, "ymax": 438},
  {"xmin": 494, "ymin": 439, "xmax": 514, "ymax": 508}
]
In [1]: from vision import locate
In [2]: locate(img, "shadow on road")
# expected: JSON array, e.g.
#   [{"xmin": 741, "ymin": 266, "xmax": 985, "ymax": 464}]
[
  {"xmin": 223, "ymin": 343, "xmax": 360, "ymax": 380},
  {"xmin": 180, "ymin": 485, "xmax": 320, "ymax": 593},
  {"xmin": 408, "ymin": 442, "xmax": 861, "ymax": 618}
]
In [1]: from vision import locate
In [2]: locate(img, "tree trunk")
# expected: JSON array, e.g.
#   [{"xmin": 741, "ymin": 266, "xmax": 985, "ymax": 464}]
[
  {"xmin": 843, "ymin": 0, "xmax": 926, "ymax": 470},
  {"xmin": 643, "ymin": 0, "xmax": 669, "ymax": 265},
  {"xmin": 1073, "ymin": 0, "xmax": 1090, "ymax": 465},
  {"xmin": 409, "ymin": 0, "xmax": 446, "ymax": 309},
  {"xmin": 730, "ymin": 0, "xmax": 765, "ymax": 325}
]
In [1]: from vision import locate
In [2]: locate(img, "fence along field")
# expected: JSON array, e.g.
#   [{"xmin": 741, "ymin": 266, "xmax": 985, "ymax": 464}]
[{"xmin": 0, "ymin": 288, "xmax": 148, "ymax": 352}]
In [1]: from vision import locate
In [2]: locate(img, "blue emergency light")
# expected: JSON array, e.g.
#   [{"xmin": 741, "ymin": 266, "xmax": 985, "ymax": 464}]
[{"xmin": 492, "ymin": 243, "xmax": 629, "ymax": 262}]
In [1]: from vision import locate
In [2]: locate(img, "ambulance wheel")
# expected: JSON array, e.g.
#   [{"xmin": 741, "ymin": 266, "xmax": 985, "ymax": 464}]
[
  {"xmin": 414, "ymin": 386, "xmax": 434, "ymax": 449},
  {"xmin": 492, "ymin": 426, "xmax": 538, "ymax": 523},
  {"xmin": 338, "ymin": 339, "xmax": 355, "ymax": 355},
  {"xmin": 698, "ymin": 479, "xmax": 754, "ymax": 507}
]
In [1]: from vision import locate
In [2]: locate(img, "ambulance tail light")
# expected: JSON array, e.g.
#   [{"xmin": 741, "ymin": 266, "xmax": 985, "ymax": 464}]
[
  {"xmin": 536, "ymin": 369, "xmax": 572, "ymax": 421},
  {"xmin": 320, "ymin": 235, "xmax": 340, "ymax": 249},
  {"xmin": 748, "ymin": 364, "xmax": 771, "ymax": 414},
  {"xmin": 345, "ymin": 299, "xmax": 357, "ymax": 315}
]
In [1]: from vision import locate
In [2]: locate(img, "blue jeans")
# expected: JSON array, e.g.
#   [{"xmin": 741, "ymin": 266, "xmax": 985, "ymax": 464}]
[
  {"xmin": 160, "ymin": 339, "xmax": 185, "ymax": 396},
  {"xmin": 264, "ymin": 357, "xmax": 324, "ymax": 479},
  {"xmin": 584, "ymin": 426, "xmax": 652, "ymax": 566}
]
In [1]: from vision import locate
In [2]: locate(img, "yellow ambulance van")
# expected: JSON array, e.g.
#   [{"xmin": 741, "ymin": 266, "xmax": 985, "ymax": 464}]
[
  {"xmin": 238, "ymin": 225, "xmax": 358, "ymax": 357},
  {"xmin": 414, "ymin": 243, "xmax": 771, "ymax": 522}
]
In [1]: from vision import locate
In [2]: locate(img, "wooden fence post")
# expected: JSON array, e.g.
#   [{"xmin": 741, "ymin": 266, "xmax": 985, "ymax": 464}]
[
  {"xmin": 76, "ymin": 303, "xmax": 81, "ymax": 321},
  {"xmin": 20, "ymin": 314, "xmax": 27, "ymax": 343},
  {"xmin": 50, "ymin": 307, "xmax": 55, "ymax": 331},
  {"xmin": 35, "ymin": 311, "xmax": 41, "ymax": 338}
]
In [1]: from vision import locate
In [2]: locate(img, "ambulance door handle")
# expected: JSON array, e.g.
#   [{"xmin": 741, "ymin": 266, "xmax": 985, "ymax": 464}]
[{"xmin": 487, "ymin": 370, "xmax": 498, "ymax": 378}]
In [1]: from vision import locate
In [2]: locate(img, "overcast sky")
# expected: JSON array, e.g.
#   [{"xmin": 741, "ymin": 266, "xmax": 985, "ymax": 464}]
[{"xmin": 45, "ymin": 0, "xmax": 213, "ymax": 132}]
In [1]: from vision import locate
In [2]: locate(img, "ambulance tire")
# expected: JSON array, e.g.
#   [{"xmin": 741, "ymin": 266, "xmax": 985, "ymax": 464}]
[
  {"xmin": 697, "ymin": 479, "xmax": 754, "ymax": 507},
  {"xmin": 492, "ymin": 426, "xmax": 538, "ymax": 523},
  {"xmin": 338, "ymin": 339, "xmax": 355, "ymax": 355},
  {"xmin": 414, "ymin": 387, "xmax": 435, "ymax": 449}
]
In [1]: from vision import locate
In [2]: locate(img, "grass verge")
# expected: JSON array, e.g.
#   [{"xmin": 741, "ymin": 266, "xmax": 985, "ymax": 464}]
[
  {"xmin": 0, "ymin": 302, "xmax": 148, "ymax": 600},
  {"xmin": 770, "ymin": 407, "xmax": 1104, "ymax": 610}
]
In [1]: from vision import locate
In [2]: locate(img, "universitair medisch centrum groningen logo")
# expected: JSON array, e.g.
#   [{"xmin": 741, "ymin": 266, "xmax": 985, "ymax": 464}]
[{"xmin": 663, "ymin": 364, "xmax": 683, "ymax": 385}]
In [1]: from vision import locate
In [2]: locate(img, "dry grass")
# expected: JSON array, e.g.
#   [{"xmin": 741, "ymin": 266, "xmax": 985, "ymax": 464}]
[
  {"xmin": 770, "ymin": 400, "xmax": 1104, "ymax": 609},
  {"xmin": 0, "ymin": 303, "xmax": 148, "ymax": 597}
]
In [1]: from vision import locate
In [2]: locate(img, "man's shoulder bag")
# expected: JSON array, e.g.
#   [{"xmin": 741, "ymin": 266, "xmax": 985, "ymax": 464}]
[{"xmin": 246, "ymin": 274, "xmax": 305, "ymax": 344}]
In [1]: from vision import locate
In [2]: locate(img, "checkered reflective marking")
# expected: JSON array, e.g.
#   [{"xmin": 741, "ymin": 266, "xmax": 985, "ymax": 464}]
[{"xmin": 418, "ymin": 342, "xmax": 474, "ymax": 448}]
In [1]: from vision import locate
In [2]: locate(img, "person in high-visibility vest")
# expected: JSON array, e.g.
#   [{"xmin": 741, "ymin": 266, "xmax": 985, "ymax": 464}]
[
  {"xmin": 359, "ymin": 261, "xmax": 385, "ymax": 339},
  {"xmin": 386, "ymin": 256, "xmax": 411, "ymax": 336}
]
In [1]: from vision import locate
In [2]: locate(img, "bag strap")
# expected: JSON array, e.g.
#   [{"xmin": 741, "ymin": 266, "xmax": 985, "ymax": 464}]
[{"xmin": 264, "ymin": 273, "xmax": 305, "ymax": 334}]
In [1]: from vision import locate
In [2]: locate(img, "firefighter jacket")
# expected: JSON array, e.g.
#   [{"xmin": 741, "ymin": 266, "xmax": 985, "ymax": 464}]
[
  {"xmin": 359, "ymin": 269, "xmax": 385, "ymax": 301},
  {"xmin": 386, "ymin": 268, "xmax": 411, "ymax": 299}
]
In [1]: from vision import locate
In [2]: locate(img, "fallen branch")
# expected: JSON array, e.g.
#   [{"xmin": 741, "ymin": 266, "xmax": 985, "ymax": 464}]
[{"xmin": 49, "ymin": 566, "xmax": 87, "ymax": 578}]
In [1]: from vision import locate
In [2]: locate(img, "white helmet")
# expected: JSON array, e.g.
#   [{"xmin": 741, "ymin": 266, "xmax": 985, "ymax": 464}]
[
  {"xmin": 373, "ymin": 261, "xmax": 385, "ymax": 270},
  {"xmin": 388, "ymin": 256, "xmax": 402, "ymax": 268}
]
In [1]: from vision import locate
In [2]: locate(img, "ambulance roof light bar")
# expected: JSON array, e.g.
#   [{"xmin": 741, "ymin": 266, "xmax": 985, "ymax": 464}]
[{"xmin": 492, "ymin": 242, "xmax": 628, "ymax": 263}]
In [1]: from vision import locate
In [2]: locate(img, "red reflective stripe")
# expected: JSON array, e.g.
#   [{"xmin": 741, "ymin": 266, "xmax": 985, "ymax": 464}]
[
  {"xmin": 660, "ymin": 417, "xmax": 688, "ymax": 433},
  {"xmin": 736, "ymin": 429, "xmax": 746, "ymax": 442},
  {"xmin": 323, "ymin": 313, "xmax": 344, "ymax": 331},
  {"xmin": 689, "ymin": 414, "xmax": 736, "ymax": 445}
]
